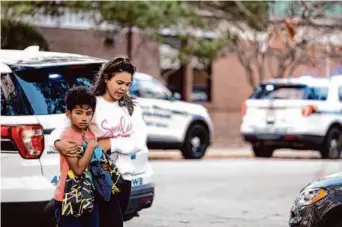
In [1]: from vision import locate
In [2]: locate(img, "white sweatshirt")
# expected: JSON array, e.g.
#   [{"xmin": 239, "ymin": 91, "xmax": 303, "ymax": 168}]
[{"xmin": 48, "ymin": 96, "xmax": 148, "ymax": 181}]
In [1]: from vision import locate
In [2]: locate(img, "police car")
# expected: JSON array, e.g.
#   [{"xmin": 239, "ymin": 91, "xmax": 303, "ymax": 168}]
[
  {"xmin": 131, "ymin": 72, "xmax": 213, "ymax": 159},
  {"xmin": 0, "ymin": 47, "xmax": 213, "ymax": 226},
  {"xmin": 0, "ymin": 47, "xmax": 154, "ymax": 227},
  {"xmin": 241, "ymin": 75, "xmax": 342, "ymax": 159}
]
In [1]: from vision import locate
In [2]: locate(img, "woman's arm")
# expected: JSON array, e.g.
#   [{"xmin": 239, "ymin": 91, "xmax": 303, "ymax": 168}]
[
  {"xmin": 106, "ymin": 103, "xmax": 148, "ymax": 155},
  {"xmin": 65, "ymin": 139, "xmax": 98, "ymax": 176},
  {"xmin": 49, "ymin": 127, "xmax": 79, "ymax": 157},
  {"xmin": 127, "ymin": 103, "xmax": 148, "ymax": 151}
]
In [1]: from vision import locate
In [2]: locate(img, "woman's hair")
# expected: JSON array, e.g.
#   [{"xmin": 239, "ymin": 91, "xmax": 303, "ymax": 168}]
[{"xmin": 92, "ymin": 56, "xmax": 137, "ymax": 115}]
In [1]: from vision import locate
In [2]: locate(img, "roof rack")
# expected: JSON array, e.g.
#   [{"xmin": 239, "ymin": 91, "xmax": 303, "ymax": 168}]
[{"xmin": 24, "ymin": 45, "xmax": 40, "ymax": 52}]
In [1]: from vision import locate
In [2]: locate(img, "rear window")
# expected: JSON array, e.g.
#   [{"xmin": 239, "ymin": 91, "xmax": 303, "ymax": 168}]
[
  {"xmin": 250, "ymin": 84, "xmax": 328, "ymax": 101},
  {"xmin": 11, "ymin": 64, "xmax": 101, "ymax": 115},
  {"xmin": 338, "ymin": 87, "xmax": 342, "ymax": 102},
  {"xmin": 1, "ymin": 73, "xmax": 33, "ymax": 116},
  {"xmin": 306, "ymin": 87, "xmax": 329, "ymax": 101}
]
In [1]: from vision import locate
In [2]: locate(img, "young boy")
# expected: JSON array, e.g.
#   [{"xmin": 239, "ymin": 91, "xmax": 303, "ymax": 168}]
[{"xmin": 54, "ymin": 86, "xmax": 99, "ymax": 227}]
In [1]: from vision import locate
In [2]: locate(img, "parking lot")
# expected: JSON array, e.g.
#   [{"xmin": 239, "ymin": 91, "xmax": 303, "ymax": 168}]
[{"xmin": 128, "ymin": 149, "xmax": 342, "ymax": 227}]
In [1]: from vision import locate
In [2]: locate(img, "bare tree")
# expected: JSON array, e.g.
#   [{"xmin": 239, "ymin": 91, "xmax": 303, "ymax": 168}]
[{"xmin": 194, "ymin": 1, "xmax": 342, "ymax": 89}]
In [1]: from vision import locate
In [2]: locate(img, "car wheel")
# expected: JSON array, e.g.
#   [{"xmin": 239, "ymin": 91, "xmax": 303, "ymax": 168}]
[
  {"xmin": 252, "ymin": 144, "xmax": 274, "ymax": 158},
  {"xmin": 181, "ymin": 124, "xmax": 210, "ymax": 159},
  {"xmin": 320, "ymin": 127, "xmax": 342, "ymax": 159},
  {"xmin": 332, "ymin": 219, "xmax": 342, "ymax": 227},
  {"xmin": 324, "ymin": 217, "xmax": 342, "ymax": 227}
]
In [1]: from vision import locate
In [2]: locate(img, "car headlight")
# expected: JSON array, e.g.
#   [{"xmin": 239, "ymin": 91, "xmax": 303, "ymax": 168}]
[{"xmin": 297, "ymin": 188, "xmax": 328, "ymax": 206}]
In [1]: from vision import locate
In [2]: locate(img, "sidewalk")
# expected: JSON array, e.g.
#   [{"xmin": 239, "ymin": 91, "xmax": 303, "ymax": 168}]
[{"xmin": 148, "ymin": 147, "xmax": 322, "ymax": 160}]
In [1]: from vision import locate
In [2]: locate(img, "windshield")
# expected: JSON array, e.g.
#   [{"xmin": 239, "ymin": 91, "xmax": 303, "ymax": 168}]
[
  {"xmin": 250, "ymin": 84, "xmax": 329, "ymax": 101},
  {"xmin": 131, "ymin": 76, "xmax": 171, "ymax": 100},
  {"xmin": 12, "ymin": 64, "xmax": 101, "ymax": 115}
]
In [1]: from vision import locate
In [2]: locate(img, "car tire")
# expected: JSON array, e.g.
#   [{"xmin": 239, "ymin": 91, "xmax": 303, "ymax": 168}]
[
  {"xmin": 320, "ymin": 127, "xmax": 342, "ymax": 159},
  {"xmin": 325, "ymin": 217, "xmax": 342, "ymax": 227},
  {"xmin": 332, "ymin": 219, "xmax": 342, "ymax": 227},
  {"xmin": 252, "ymin": 144, "xmax": 274, "ymax": 158},
  {"xmin": 181, "ymin": 124, "xmax": 210, "ymax": 159}
]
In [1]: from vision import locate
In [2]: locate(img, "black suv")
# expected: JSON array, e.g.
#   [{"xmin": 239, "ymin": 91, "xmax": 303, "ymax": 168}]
[{"xmin": 289, "ymin": 172, "xmax": 342, "ymax": 227}]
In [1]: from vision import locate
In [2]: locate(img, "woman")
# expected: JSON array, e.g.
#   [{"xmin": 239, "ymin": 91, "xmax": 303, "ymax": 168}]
[{"xmin": 49, "ymin": 57, "xmax": 148, "ymax": 227}]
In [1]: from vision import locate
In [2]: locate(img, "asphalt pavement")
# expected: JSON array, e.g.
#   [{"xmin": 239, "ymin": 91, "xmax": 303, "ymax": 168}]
[{"xmin": 127, "ymin": 148, "xmax": 342, "ymax": 227}]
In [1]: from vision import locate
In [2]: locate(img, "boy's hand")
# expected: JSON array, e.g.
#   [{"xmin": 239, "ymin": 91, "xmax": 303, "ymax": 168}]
[
  {"xmin": 87, "ymin": 139, "xmax": 98, "ymax": 149},
  {"xmin": 101, "ymin": 163, "xmax": 109, "ymax": 171}
]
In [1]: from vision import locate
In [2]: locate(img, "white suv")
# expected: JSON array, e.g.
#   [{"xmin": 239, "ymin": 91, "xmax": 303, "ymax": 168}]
[
  {"xmin": 241, "ymin": 75, "xmax": 342, "ymax": 159},
  {"xmin": 0, "ymin": 48, "xmax": 154, "ymax": 227},
  {"xmin": 130, "ymin": 72, "xmax": 213, "ymax": 159}
]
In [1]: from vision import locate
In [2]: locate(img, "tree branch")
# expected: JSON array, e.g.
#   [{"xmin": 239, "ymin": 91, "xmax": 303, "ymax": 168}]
[{"xmin": 233, "ymin": 1, "xmax": 264, "ymax": 30}]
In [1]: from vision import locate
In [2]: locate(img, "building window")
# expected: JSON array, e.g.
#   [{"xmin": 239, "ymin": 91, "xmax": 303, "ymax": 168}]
[
  {"xmin": 269, "ymin": 1, "xmax": 342, "ymax": 18},
  {"xmin": 162, "ymin": 64, "xmax": 212, "ymax": 103},
  {"xmin": 192, "ymin": 67, "xmax": 212, "ymax": 102},
  {"xmin": 160, "ymin": 35, "xmax": 212, "ymax": 103}
]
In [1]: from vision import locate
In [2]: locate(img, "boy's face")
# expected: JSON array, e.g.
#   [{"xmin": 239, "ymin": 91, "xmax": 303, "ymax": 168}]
[{"xmin": 66, "ymin": 105, "xmax": 93, "ymax": 130}]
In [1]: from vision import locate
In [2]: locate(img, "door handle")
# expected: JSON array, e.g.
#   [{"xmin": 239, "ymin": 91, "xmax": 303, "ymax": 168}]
[{"xmin": 153, "ymin": 105, "xmax": 167, "ymax": 111}]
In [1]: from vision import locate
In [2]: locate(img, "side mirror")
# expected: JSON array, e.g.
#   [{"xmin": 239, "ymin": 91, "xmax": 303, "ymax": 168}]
[{"xmin": 170, "ymin": 92, "xmax": 181, "ymax": 101}]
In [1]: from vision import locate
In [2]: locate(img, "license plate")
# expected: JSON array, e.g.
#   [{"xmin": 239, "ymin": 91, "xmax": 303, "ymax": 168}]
[
  {"xmin": 253, "ymin": 127, "xmax": 287, "ymax": 134},
  {"xmin": 258, "ymin": 134, "xmax": 280, "ymax": 140}
]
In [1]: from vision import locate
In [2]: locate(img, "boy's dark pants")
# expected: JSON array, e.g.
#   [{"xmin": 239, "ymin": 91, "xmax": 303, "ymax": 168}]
[
  {"xmin": 97, "ymin": 180, "xmax": 132, "ymax": 227},
  {"xmin": 54, "ymin": 201, "xmax": 99, "ymax": 227},
  {"xmin": 53, "ymin": 180, "xmax": 131, "ymax": 227}
]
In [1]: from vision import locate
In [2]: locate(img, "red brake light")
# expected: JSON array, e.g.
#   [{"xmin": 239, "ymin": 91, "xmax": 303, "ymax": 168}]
[
  {"xmin": 1, "ymin": 124, "xmax": 44, "ymax": 159},
  {"xmin": 1, "ymin": 126, "xmax": 10, "ymax": 137},
  {"xmin": 301, "ymin": 105, "xmax": 316, "ymax": 117}
]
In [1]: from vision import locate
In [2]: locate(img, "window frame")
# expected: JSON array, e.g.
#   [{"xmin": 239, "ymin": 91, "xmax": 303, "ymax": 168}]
[
  {"xmin": 1, "ymin": 73, "xmax": 34, "ymax": 116},
  {"xmin": 249, "ymin": 83, "xmax": 329, "ymax": 101},
  {"xmin": 6, "ymin": 63, "xmax": 102, "ymax": 115},
  {"xmin": 132, "ymin": 77, "xmax": 172, "ymax": 100}
]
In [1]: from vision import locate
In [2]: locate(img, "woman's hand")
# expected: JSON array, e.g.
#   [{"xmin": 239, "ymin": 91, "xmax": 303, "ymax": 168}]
[
  {"xmin": 55, "ymin": 139, "xmax": 79, "ymax": 157},
  {"xmin": 98, "ymin": 138, "xmax": 111, "ymax": 152}
]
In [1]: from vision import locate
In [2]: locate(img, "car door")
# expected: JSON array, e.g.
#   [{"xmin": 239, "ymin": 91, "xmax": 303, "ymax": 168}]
[
  {"xmin": 336, "ymin": 85, "xmax": 342, "ymax": 124},
  {"xmin": 132, "ymin": 76, "xmax": 187, "ymax": 142}
]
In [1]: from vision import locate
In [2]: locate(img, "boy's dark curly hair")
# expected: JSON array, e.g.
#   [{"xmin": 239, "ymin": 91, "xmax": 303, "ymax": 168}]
[{"xmin": 65, "ymin": 86, "xmax": 96, "ymax": 113}]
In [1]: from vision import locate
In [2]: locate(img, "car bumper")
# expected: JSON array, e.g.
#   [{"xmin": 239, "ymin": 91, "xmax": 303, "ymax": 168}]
[
  {"xmin": 125, "ymin": 183, "xmax": 155, "ymax": 215},
  {"xmin": 289, "ymin": 204, "xmax": 321, "ymax": 227},
  {"xmin": 126, "ymin": 163, "xmax": 155, "ymax": 215},
  {"xmin": 242, "ymin": 133, "xmax": 324, "ymax": 149}
]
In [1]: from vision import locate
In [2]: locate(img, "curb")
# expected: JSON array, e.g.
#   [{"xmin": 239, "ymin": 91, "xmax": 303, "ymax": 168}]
[{"xmin": 148, "ymin": 149, "xmax": 321, "ymax": 160}]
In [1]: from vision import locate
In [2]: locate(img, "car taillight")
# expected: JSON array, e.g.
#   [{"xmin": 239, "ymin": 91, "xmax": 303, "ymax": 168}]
[
  {"xmin": 301, "ymin": 105, "xmax": 316, "ymax": 117},
  {"xmin": 241, "ymin": 101, "xmax": 247, "ymax": 116},
  {"xmin": 1, "ymin": 124, "xmax": 44, "ymax": 159}
]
